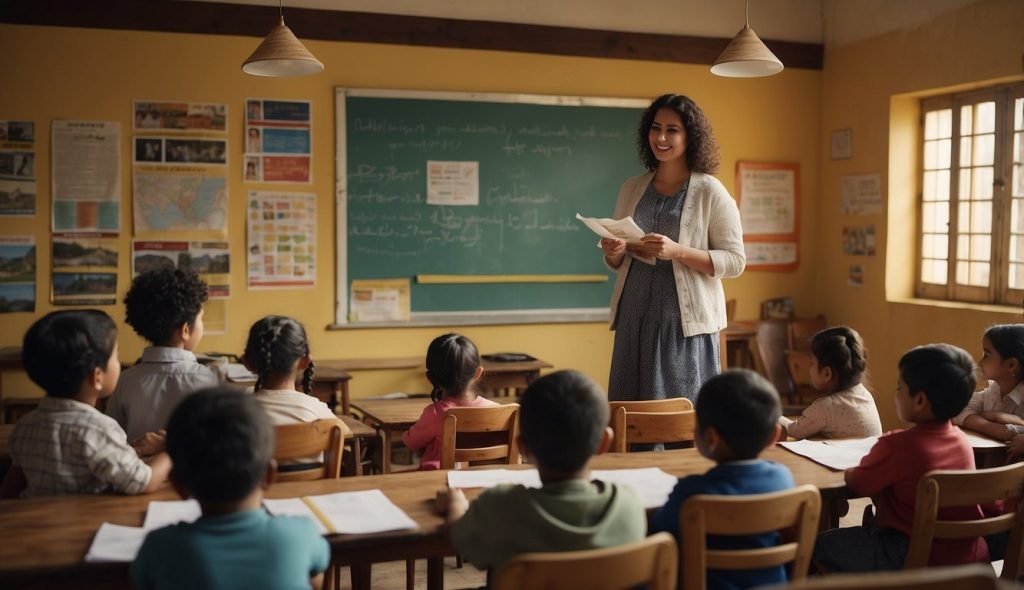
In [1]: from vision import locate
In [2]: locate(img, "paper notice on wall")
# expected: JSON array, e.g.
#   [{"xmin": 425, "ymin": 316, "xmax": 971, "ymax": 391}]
[
  {"xmin": 349, "ymin": 278, "xmax": 410, "ymax": 322},
  {"xmin": 246, "ymin": 191, "xmax": 316, "ymax": 289},
  {"xmin": 0, "ymin": 235, "xmax": 36, "ymax": 313},
  {"xmin": 244, "ymin": 98, "xmax": 312, "ymax": 184},
  {"xmin": 0, "ymin": 120, "xmax": 37, "ymax": 216},
  {"xmin": 738, "ymin": 167, "xmax": 795, "ymax": 235},
  {"xmin": 52, "ymin": 120, "xmax": 121, "ymax": 233},
  {"xmin": 744, "ymin": 242, "xmax": 798, "ymax": 266},
  {"xmin": 841, "ymin": 173, "xmax": 882, "ymax": 215},
  {"xmin": 426, "ymin": 160, "xmax": 479, "ymax": 205}
]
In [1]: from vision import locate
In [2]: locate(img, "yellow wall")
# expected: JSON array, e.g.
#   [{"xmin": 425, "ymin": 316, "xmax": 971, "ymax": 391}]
[
  {"xmin": 817, "ymin": 0, "xmax": 1024, "ymax": 428},
  {"xmin": 0, "ymin": 24, "xmax": 821, "ymax": 398}
]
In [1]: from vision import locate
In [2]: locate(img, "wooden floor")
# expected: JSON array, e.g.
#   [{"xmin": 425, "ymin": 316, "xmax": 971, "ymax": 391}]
[{"xmin": 334, "ymin": 558, "xmax": 486, "ymax": 590}]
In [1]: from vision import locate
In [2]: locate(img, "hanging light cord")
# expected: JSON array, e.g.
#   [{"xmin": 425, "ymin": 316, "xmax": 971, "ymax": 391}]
[{"xmin": 744, "ymin": 0, "xmax": 750, "ymax": 28}]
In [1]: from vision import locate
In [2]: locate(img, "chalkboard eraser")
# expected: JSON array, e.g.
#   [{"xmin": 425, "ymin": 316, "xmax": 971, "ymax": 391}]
[{"xmin": 482, "ymin": 353, "xmax": 536, "ymax": 363}]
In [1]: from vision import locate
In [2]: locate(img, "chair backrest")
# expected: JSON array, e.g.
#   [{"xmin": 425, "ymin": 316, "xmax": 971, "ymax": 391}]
[
  {"xmin": 611, "ymin": 406, "xmax": 697, "ymax": 453},
  {"xmin": 725, "ymin": 298, "xmax": 737, "ymax": 323},
  {"xmin": 491, "ymin": 532, "xmax": 678, "ymax": 590},
  {"xmin": 905, "ymin": 462, "xmax": 1024, "ymax": 578},
  {"xmin": 787, "ymin": 316, "xmax": 827, "ymax": 351},
  {"xmin": 440, "ymin": 404, "xmax": 520, "ymax": 470},
  {"xmin": 780, "ymin": 564, "xmax": 998, "ymax": 590},
  {"xmin": 273, "ymin": 419, "xmax": 345, "ymax": 482},
  {"xmin": 755, "ymin": 320, "xmax": 795, "ymax": 400},
  {"xmin": 680, "ymin": 485, "xmax": 821, "ymax": 590},
  {"xmin": 609, "ymin": 398, "xmax": 694, "ymax": 416}
]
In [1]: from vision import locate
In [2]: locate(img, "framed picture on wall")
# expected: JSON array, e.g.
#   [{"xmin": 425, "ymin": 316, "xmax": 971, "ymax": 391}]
[{"xmin": 831, "ymin": 128, "xmax": 853, "ymax": 160}]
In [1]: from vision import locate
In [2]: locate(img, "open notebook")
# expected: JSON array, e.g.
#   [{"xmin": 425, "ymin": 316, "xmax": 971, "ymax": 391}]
[{"xmin": 778, "ymin": 431, "xmax": 1006, "ymax": 471}]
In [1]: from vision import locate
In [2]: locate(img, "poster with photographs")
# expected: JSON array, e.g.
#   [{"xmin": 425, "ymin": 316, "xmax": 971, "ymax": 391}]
[
  {"xmin": 0, "ymin": 120, "xmax": 36, "ymax": 216},
  {"xmin": 133, "ymin": 101, "xmax": 227, "ymax": 133},
  {"xmin": 0, "ymin": 235, "xmax": 36, "ymax": 313},
  {"xmin": 132, "ymin": 240, "xmax": 230, "ymax": 333},
  {"xmin": 133, "ymin": 99, "xmax": 229, "ymax": 239},
  {"xmin": 244, "ymin": 98, "xmax": 312, "ymax": 184},
  {"xmin": 842, "ymin": 224, "xmax": 877, "ymax": 256},
  {"xmin": 247, "ymin": 191, "xmax": 316, "ymax": 289},
  {"xmin": 51, "ymin": 233, "xmax": 118, "ymax": 306},
  {"xmin": 52, "ymin": 120, "xmax": 121, "ymax": 233}
]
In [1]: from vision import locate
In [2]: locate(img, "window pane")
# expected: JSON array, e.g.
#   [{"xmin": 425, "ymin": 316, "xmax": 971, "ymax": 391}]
[
  {"xmin": 973, "ymin": 167, "xmax": 994, "ymax": 199},
  {"xmin": 922, "ymin": 202, "xmax": 949, "ymax": 233},
  {"xmin": 977, "ymin": 102, "xmax": 995, "ymax": 134},
  {"xmin": 922, "ymin": 259, "xmax": 948, "ymax": 284},
  {"xmin": 939, "ymin": 109, "xmax": 953, "ymax": 137},
  {"xmin": 925, "ymin": 111, "xmax": 940, "ymax": 140},
  {"xmin": 1011, "ymin": 235, "xmax": 1024, "ymax": 263},
  {"xmin": 936, "ymin": 169, "xmax": 950, "ymax": 200},
  {"xmin": 1016, "ymin": 98, "xmax": 1023, "ymax": 130},
  {"xmin": 974, "ymin": 133, "xmax": 995, "ymax": 166},
  {"xmin": 960, "ymin": 136, "xmax": 972, "ymax": 167},
  {"xmin": 956, "ymin": 261, "xmax": 969, "ymax": 284},
  {"xmin": 1016, "ymin": 165, "xmax": 1023, "ymax": 198},
  {"xmin": 1013, "ymin": 263, "xmax": 1024, "ymax": 290},
  {"xmin": 1013, "ymin": 199, "xmax": 1024, "ymax": 232},
  {"xmin": 925, "ymin": 140, "xmax": 937, "ymax": 170},
  {"xmin": 957, "ymin": 234, "xmax": 969, "ymax": 259},
  {"xmin": 969, "ymin": 262, "xmax": 990, "ymax": 286},
  {"xmin": 923, "ymin": 233, "xmax": 949, "ymax": 260},
  {"xmin": 971, "ymin": 201, "xmax": 992, "ymax": 232},
  {"xmin": 961, "ymin": 105, "xmax": 973, "ymax": 135},
  {"xmin": 937, "ymin": 139, "xmax": 951, "ymax": 168},
  {"xmin": 958, "ymin": 201, "xmax": 969, "ymax": 233},
  {"xmin": 970, "ymin": 234, "xmax": 991, "ymax": 261}
]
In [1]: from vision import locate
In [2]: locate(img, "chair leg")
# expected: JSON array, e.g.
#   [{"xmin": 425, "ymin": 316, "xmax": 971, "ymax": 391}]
[
  {"xmin": 406, "ymin": 559, "xmax": 416, "ymax": 590},
  {"xmin": 456, "ymin": 553, "xmax": 464, "ymax": 568},
  {"xmin": 351, "ymin": 562, "xmax": 371, "ymax": 590}
]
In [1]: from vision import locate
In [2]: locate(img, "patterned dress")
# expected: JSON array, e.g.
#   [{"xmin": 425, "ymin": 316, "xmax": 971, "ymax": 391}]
[{"xmin": 608, "ymin": 180, "xmax": 719, "ymax": 403}]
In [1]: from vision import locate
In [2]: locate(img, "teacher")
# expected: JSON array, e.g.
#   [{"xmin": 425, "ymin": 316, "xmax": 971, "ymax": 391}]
[{"xmin": 602, "ymin": 94, "xmax": 745, "ymax": 403}]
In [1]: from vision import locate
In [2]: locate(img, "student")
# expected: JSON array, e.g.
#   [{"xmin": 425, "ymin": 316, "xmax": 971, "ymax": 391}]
[
  {"xmin": 438, "ymin": 370, "xmax": 646, "ymax": 573},
  {"xmin": 131, "ymin": 388, "xmax": 330, "ymax": 590},
  {"xmin": 650, "ymin": 369, "xmax": 793, "ymax": 590},
  {"xmin": 0, "ymin": 310, "xmax": 169, "ymax": 498},
  {"xmin": 402, "ymin": 333, "xmax": 499, "ymax": 470},
  {"xmin": 954, "ymin": 324, "xmax": 1024, "ymax": 441},
  {"xmin": 106, "ymin": 268, "xmax": 221, "ymax": 443},
  {"xmin": 814, "ymin": 344, "xmax": 987, "ymax": 571},
  {"xmin": 779, "ymin": 326, "xmax": 882, "ymax": 439}
]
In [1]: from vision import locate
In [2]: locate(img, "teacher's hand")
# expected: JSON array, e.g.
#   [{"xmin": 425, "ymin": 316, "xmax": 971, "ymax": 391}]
[
  {"xmin": 600, "ymin": 238, "xmax": 625, "ymax": 258},
  {"xmin": 633, "ymin": 233, "xmax": 684, "ymax": 260}
]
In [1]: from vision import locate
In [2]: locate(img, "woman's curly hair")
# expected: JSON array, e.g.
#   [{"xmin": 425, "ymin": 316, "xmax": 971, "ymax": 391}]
[
  {"xmin": 637, "ymin": 94, "xmax": 720, "ymax": 174},
  {"xmin": 124, "ymin": 268, "xmax": 208, "ymax": 345}
]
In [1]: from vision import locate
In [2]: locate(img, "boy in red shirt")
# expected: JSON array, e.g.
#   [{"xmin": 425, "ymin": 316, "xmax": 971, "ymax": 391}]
[{"xmin": 814, "ymin": 343, "xmax": 988, "ymax": 570}]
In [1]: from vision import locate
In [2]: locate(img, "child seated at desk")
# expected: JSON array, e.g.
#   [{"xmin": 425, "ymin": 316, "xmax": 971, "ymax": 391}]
[
  {"xmin": 1, "ymin": 310, "xmax": 170, "ymax": 498},
  {"xmin": 779, "ymin": 326, "xmax": 882, "ymax": 440},
  {"xmin": 132, "ymin": 388, "xmax": 330, "ymax": 590},
  {"xmin": 244, "ymin": 316, "xmax": 349, "ymax": 466},
  {"xmin": 438, "ymin": 370, "xmax": 646, "ymax": 573},
  {"xmin": 403, "ymin": 333, "xmax": 498, "ymax": 470},
  {"xmin": 650, "ymin": 369, "xmax": 794, "ymax": 590},
  {"xmin": 814, "ymin": 344, "xmax": 987, "ymax": 571},
  {"xmin": 955, "ymin": 324, "xmax": 1024, "ymax": 443},
  {"xmin": 106, "ymin": 268, "xmax": 221, "ymax": 443}
]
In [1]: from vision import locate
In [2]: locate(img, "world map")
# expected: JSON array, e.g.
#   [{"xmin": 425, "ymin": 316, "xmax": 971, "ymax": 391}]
[{"xmin": 134, "ymin": 174, "xmax": 227, "ymax": 233}]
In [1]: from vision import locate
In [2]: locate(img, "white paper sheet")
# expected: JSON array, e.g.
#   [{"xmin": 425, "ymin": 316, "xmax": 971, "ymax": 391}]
[
  {"xmin": 262, "ymin": 497, "xmax": 328, "ymax": 535},
  {"xmin": 963, "ymin": 431, "xmax": 1008, "ymax": 449},
  {"xmin": 266, "ymin": 490, "xmax": 417, "ymax": 535},
  {"xmin": 84, "ymin": 523, "xmax": 148, "ymax": 563},
  {"xmin": 575, "ymin": 213, "xmax": 655, "ymax": 264},
  {"xmin": 142, "ymin": 499, "xmax": 202, "ymax": 531},
  {"xmin": 778, "ymin": 438, "xmax": 877, "ymax": 471},
  {"xmin": 447, "ymin": 469, "xmax": 543, "ymax": 489}
]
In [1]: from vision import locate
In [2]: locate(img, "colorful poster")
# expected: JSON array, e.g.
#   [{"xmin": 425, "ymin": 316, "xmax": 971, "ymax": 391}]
[
  {"xmin": 842, "ymin": 224, "xmax": 877, "ymax": 256},
  {"xmin": 132, "ymin": 240, "xmax": 230, "ymax": 334},
  {"xmin": 0, "ymin": 120, "xmax": 36, "ymax": 216},
  {"xmin": 247, "ymin": 191, "xmax": 316, "ymax": 289},
  {"xmin": 0, "ymin": 235, "xmax": 36, "ymax": 313},
  {"xmin": 133, "ymin": 101, "xmax": 228, "ymax": 133},
  {"xmin": 244, "ymin": 98, "xmax": 312, "ymax": 184},
  {"xmin": 132, "ymin": 138, "xmax": 228, "ymax": 238},
  {"xmin": 738, "ymin": 166, "xmax": 796, "ymax": 235},
  {"xmin": 51, "ymin": 233, "xmax": 118, "ymax": 307},
  {"xmin": 52, "ymin": 120, "xmax": 121, "ymax": 233},
  {"xmin": 427, "ymin": 161, "xmax": 479, "ymax": 205}
]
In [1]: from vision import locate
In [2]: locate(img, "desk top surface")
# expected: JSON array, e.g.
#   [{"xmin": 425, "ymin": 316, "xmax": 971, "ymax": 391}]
[{"xmin": 352, "ymin": 397, "xmax": 518, "ymax": 429}]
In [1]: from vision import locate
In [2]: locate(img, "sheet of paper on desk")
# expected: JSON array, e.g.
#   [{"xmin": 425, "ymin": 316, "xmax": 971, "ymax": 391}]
[
  {"xmin": 778, "ymin": 438, "xmax": 878, "ymax": 471},
  {"xmin": 85, "ymin": 522, "xmax": 148, "ymax": 562},
  {"xmin": 265, "ymin": 490, "xmax": 417, "ymax": 535},
  {"xmin": 963, "ymin": 431, "xmax": 1007, "ymax": 448},
  {"xmin": 448, "ymin": 467, "xmax": 677, "ymax": 509},
  {"xmin": 263, "ymin": 497, "xmax": 329, "ymax": 534},
  {"xmin": 447, "ymin": 469, "xmax": 543, "ymax": 489},
  {"xmin": 143, "ymin": 499, "xmax": 202, "ymax": 531}
]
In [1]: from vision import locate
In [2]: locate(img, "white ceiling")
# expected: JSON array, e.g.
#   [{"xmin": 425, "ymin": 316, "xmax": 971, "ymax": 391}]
[{"xmin": 181, "ymin": 0, "xmax": 987, "ymax": 47}]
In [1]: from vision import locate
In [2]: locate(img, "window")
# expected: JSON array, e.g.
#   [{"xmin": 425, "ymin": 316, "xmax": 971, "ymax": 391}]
[{"xmin": 917, "ymin": 82, "xmax": 1024, "ymax": 305}]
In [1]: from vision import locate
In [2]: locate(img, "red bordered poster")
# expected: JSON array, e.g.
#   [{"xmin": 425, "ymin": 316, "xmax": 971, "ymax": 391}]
[{"xmin": 735, "ymin": 161, "xmax": 800, "ymax": 271}]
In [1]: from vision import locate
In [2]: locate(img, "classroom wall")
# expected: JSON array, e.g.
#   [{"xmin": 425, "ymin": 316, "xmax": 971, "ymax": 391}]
[
  {"xmin": 0, "ymin": 23, "xmax": 821, "ymax": 398},
  {"xmin": 816, "ymin": 0, "xmax": 1024, "ymax": 429}
]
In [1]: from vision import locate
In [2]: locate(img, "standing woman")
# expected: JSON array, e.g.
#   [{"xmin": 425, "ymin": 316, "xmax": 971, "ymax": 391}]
[{"xmin": 602, "ymin": 94, "xmax": 745, "ymax": 403}]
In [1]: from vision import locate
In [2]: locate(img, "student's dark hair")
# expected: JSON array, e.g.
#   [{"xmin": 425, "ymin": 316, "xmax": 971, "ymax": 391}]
[
  {"xmin": 696, "ymin": 369, "xmax": 781, "ymax": 460},
  {"xmin": 811, "ymin": 326, "xmax": 867, "ymax": 392},
  {"xmin": 22, "ymin": 310, "xmax": 118, "ymax": 399},
  {"xmin": 425, "ymin": 333, "xmax": 480, "ymax": 403},
  {"xmin": 637, "ymin": 94, "xmax": 720, "ymax": 174},
  {"xmin": 243, "ymin": 315, "xmax": 313, "ymax": 394},
  {"xmin": 124, "ymin": 268, "xmax": 208, "ymax": 345},
  {"xmin": 984, "ymin": 324, "xmax": 1024, "ymax": 377},
  {"xmin": 166, "ymin": 387, "xmax": 273, "ymax": 503},
  {"xmin": 899, "ymin": 344, "xmax": 976, "ymax": 420},
  {"xmin": 520, "ymin": 370, "xmax": 608, "ymax": 473}
]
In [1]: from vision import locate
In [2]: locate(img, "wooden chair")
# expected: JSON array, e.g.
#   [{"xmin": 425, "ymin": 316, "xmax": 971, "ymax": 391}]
[
  {"xmin": 440, "ymin": 404, "xmax": 521, "ymax": 470},
  {"xmin": 756, "ymin": 320, "xmax": 797, "ymax": 404},
  {"xmin": 492, "ymin": 532, "xmax": 678, "ymax": 590},
  {"xmin": 272, "ymin": 419, "xmax": 344, "ymax": 482},
  {"xmin": 680, "ymin": 485, "xmax": 821, "ymax": 590},
  {"xmin": 611, "ymin": 404, "xmax": 697, "ymax": 453},
  {"xmin": 787, "ymin": 316, "xmax": 827, "ymax": 351},
  {"xmin": 904, "ymin": 462, "xmax": 1024, "ymax": 578},
  {"xmin": 780, "ymin": 564, "xmax": 998, "ymax": 590},
  {"xmin": 609, "ymin": 398, "xmax": 693, "ymax": 415}
]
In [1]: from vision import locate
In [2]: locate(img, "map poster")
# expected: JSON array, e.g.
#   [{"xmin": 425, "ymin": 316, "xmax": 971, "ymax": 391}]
[
  {"xmin": 132, "ymin": 240, "xmax": 230, "ymax": 333},
  {"xmin": 0, "ymin": 235, "xmax": 35, "ymax": 313},
  {"xmin": 244, "ymin": 98, "xmax": 312, "ymax": 184},
  {"xmin": 0, "ymin": 120, "xmax": 36, "ymax": 216},
  {"xmin": 246, "ymin": 191, "xmax": 316, "ymax": 289}
]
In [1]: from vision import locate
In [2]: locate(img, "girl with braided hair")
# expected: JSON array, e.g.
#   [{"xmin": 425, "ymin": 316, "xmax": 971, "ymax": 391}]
[
  {"xmin": 243, "ymin": 316, "xmax": 349, "ymax": 465},
  {"xmin": 401, "ymin": 333, "xmax": 499, "ymax": 470}
]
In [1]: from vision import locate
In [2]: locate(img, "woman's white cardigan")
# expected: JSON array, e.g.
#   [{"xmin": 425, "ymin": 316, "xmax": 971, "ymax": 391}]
[{"xmin": 606, "ymin": 171, "xmax": 745, "ymax": 337}]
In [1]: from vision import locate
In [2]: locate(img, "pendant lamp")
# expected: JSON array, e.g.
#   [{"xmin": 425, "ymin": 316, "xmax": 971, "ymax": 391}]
[
  {"xmin": 711, "ymin": 0, "xmax": 783, "ymax": 78},
  {"xmin": 242, "ymin": 0, "xmax": 323, "ymax": 77}
]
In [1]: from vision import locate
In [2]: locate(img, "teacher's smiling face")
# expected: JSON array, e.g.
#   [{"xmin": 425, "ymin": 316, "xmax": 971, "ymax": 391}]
[{"xmin": 648, "ymin": 107, "xmax": 687, "ymax": 164}]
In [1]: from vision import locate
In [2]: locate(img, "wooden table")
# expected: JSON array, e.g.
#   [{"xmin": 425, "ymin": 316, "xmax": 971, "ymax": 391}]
[
  {"xmin": 227, "ymin": 364, "xmax": 353, "ymax": 415},
  {"xmin": 0, "ymin": 446, "xmax": 844, "ymax": 590},
  {"xmin": 721, "ymin": 322, "xmax": 760, "ymax": 371}
]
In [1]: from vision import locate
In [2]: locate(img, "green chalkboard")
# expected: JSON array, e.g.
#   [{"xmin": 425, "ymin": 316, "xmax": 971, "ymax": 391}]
[{"xmin": 336, "ymin": 89, "xmax": 648, "ymax": 321}]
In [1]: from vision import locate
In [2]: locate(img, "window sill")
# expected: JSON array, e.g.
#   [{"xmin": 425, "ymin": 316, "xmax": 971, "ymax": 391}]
[{"xmin": 888, "ymin": 296, "xmax": 1022, "ymax": 316}]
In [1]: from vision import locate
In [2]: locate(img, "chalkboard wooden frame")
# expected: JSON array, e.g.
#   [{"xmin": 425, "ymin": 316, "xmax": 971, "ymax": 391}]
[{"xmin": 333, "ymin": 88, "xmax": 649, "ymax": 327}]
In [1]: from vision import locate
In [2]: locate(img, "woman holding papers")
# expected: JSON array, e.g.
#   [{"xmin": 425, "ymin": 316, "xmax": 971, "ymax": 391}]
[{"xmin": 601, "ymin": 94, "xmax": 745, "ymax": 403}]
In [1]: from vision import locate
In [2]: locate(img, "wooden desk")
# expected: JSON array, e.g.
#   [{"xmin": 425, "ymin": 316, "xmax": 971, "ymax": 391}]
[
  {"xmin": 0, "ymin": 446, "xmax": 844, "ymax": 590},
  {"xmin": 227, "ymin": 365, "xmax": 353, "ymax": 415},
  {"xmin": 0, "ymin": 347, "xmax": 23, "ymax": 403},
  {"xmin": 722, "ymin": 322, "xmax": 760, "ymax": 372},
  {"xmin": 326, "ymin": 356, "xmax": 552, "ymax": 398}
]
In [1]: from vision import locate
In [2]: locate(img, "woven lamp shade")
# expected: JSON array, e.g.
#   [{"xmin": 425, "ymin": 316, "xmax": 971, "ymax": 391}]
[
  {"xmin": 242, "ymin": 16, "xmax": 324, "ymax": 77},
  {"xmin": 711, "ymin": 26, "xmax": 783, "ymax": 78}
]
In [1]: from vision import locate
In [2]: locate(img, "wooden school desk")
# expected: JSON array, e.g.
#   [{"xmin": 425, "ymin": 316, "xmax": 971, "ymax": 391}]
[
  {"xmin": 328, "ymin": 356, "xmax": 553, "ymax": 398},
  {"xmin": 226, "ymin": 365, "xmax": 353, "ymax": 415},
  {"xmin": 0, "ymin": 446, "xmax": 843, "ymax": 590}
]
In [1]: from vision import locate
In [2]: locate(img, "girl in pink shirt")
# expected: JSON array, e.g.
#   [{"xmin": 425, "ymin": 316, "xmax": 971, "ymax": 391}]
[{"xmin": 402, "ymin": 333, "xmax": 498, "ymax": 470}]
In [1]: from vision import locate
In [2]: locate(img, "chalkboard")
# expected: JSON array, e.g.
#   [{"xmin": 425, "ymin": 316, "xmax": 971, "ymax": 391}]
[{"xmin": 335, "ymin": 89, "xmax": 648, "ymax": 324}]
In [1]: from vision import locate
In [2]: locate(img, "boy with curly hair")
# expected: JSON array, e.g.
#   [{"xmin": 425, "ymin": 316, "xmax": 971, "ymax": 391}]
[{"xmin": 106, "ymin": 268, "xmax": 221, "ymax": 444}]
